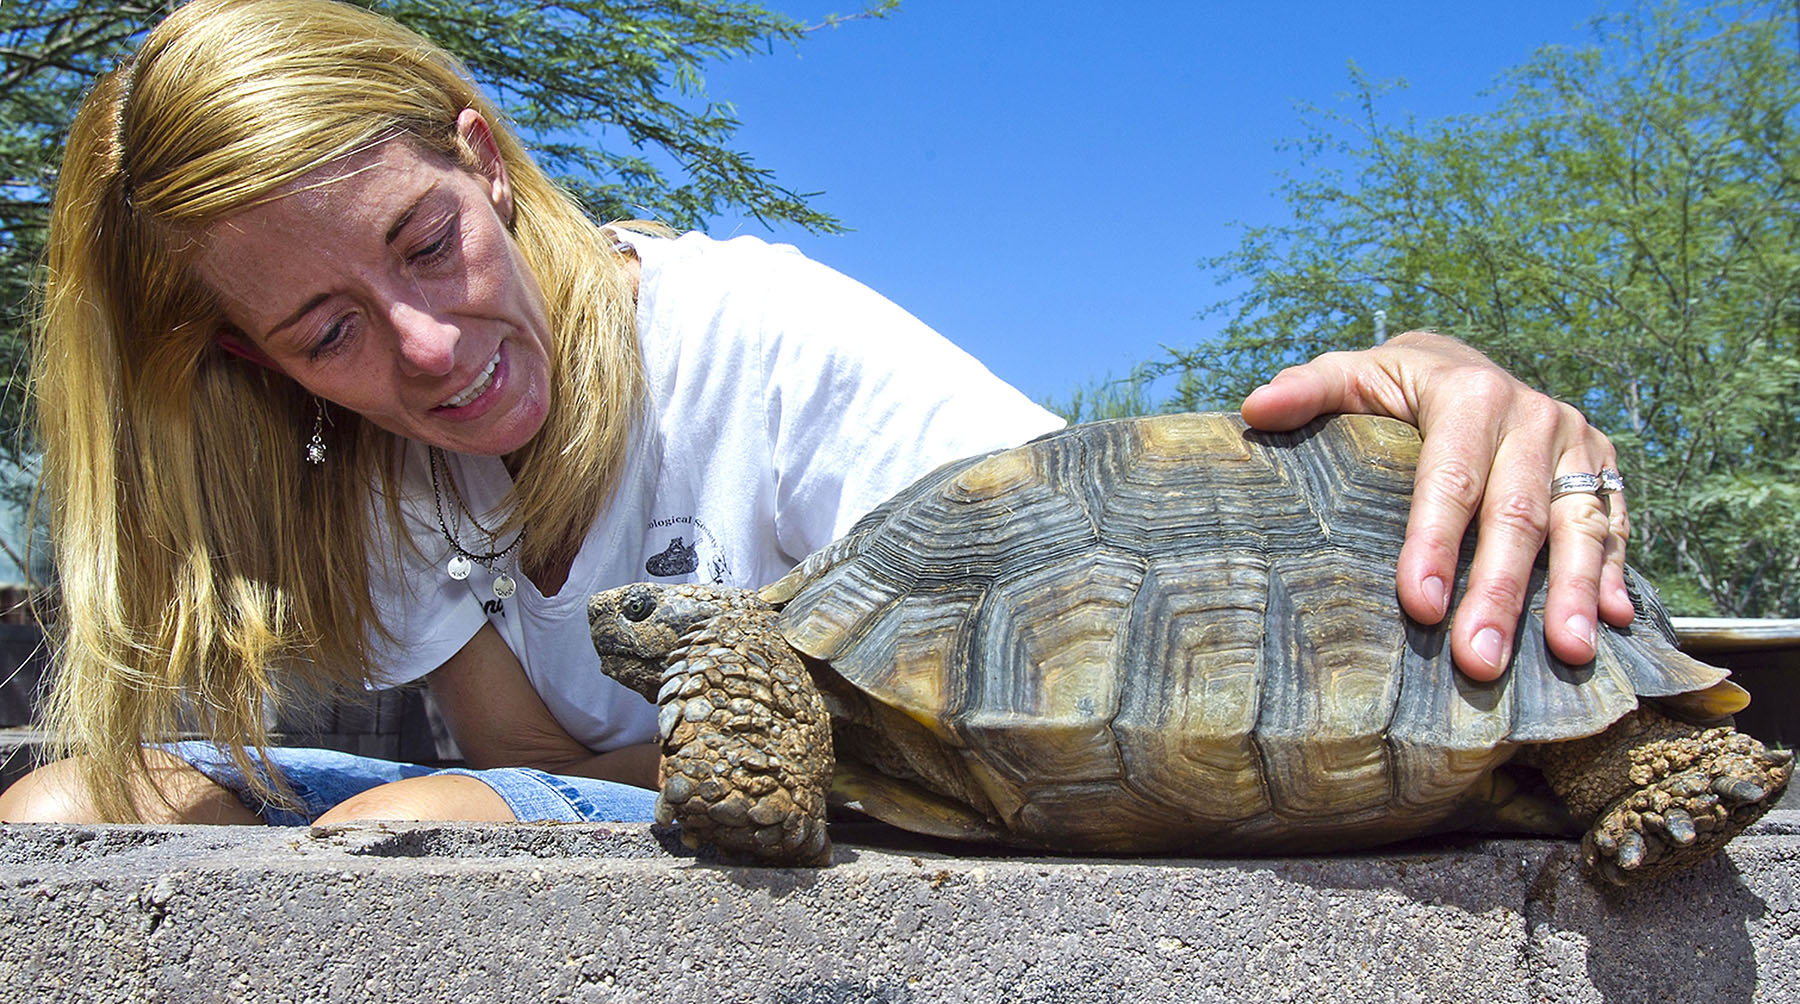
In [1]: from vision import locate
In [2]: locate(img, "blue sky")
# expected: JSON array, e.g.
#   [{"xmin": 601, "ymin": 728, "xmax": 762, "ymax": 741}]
[{"xmin": 692, "ymin": 1, "xmax": 1633, "ymax": 405}]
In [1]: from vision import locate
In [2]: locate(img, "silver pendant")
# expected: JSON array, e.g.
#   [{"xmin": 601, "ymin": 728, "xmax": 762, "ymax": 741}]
[
  {"xmin": 447, "ymin": 554, "xmax": 472, "ymax": 580},
  {"xmin": 492, "ymin": 572, "xmax": 517, "ymax": 599}
]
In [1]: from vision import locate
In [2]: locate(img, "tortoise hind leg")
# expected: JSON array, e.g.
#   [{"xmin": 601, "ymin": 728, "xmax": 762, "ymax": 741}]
[
  {"xmin": 654, "ymin": 609, "xmax": 834, "ymax": 866},
  {"xmin": 1523, "ymin": 707, "xmax": 1793, "ymax": 885}
]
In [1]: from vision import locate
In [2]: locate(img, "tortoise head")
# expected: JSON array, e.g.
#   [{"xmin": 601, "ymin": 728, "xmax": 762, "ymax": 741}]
[{"xmin": 587, "ymin": 582, "xmax": 766, "ymax": 701}]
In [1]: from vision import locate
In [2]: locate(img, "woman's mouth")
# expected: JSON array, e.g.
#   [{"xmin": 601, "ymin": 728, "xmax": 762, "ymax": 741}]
[{"xmin": 437, "ymin": 350, "xmax": 501, "ymax": 409}]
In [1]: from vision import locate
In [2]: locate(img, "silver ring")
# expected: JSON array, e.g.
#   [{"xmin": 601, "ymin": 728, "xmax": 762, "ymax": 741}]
[
  {"xmin": 1597, "ymin": 467, "xmax": 1624, "ymax": 495},
  {"xmin": 1549, "ymin": 472, "xmax": 1603, "ymax": 502}
]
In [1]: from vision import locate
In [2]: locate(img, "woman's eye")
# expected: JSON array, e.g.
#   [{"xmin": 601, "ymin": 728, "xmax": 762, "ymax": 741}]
[
  {"xmin": 309, "ymin": 318, "xmax": 352, "ymax": 361},
  {"xmin": 410, "ymin": 223, "xmax": 457, "ymax": 266}
]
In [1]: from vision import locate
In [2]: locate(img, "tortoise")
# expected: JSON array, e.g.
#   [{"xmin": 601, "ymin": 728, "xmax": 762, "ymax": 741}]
[{"xmin": 587, "ymin": 413, "xmax": 1791, "ymax": 884}]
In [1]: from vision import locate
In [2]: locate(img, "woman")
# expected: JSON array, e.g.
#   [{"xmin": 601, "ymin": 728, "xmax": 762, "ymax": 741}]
[{"xmin": 0, "ymin": 0, "xmax": 1632, "ymax": 826}]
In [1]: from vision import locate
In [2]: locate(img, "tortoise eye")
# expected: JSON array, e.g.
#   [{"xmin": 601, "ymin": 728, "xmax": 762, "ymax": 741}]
[{"xmin": 621, "ymin": 590, "xmax": 655, "ymax": 622}]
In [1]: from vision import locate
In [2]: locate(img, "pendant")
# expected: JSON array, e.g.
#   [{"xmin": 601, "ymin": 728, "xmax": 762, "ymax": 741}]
[
  {"xmin": 447, "ymin": 554, "xmax": 472, "ymax": 580},
  {"xmin": 492, "ymin": 573, "xmax": 517, "ymax": 599}
]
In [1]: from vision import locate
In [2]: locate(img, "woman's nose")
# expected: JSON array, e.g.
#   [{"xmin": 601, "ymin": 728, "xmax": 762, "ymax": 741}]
[{"xmin": 388, "ymin": 299, "xmax": 458, "ymax": 376}]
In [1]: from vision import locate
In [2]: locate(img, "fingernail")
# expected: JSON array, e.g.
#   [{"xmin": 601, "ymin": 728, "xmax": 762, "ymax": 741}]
[
  {"xmin": 1566, "ymin": 613, "xmax": 1596, "ymax": 651},
  {"xmin": 1423, "ymin": 576, "xmax": 1447, "ymax": 616},
  {"xmin": 1612, "ymin": 586, "xmax": 1634, "ymax": 612},
  {"xmin": 1473, "ymin": 627, "xmax": 1506, "ymax": 669}
]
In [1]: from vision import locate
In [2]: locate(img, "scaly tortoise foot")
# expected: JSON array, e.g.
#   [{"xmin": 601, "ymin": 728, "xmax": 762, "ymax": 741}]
[{"xmin": 1584, "ymin": 730, "xmax": 1792, "ymax": 885}]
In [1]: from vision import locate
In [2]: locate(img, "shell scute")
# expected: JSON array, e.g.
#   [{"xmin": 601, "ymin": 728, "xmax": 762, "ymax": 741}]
[
  {"xmin": 835, "ymin": 592, "xmax": 974, "ymax": 740},
  {"xmin": 1111, "ymin": 553, "xmax": 1271, "ymax": 824},
  {"xmin": 948, "ymin": 549, "xmax": 1143, "ymax": 797}
]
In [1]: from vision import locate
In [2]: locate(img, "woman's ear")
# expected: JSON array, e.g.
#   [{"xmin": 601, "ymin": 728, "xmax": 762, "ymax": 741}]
[
  {"xmin": 217, "ymin": 330, "xmax": 281, "ymax": 371},
  {"xmin": 456, "ymin": 108, "xmax": 514, "ymax": 224}
]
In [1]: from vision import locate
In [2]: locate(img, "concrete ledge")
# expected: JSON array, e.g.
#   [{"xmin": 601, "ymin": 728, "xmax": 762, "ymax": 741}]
[{"xmin": 4, "ymin": 813, "xmax": 1799, "ymax": 1003}]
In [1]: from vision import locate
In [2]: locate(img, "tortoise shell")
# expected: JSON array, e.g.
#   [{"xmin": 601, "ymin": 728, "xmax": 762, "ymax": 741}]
[{"xmin": 761, "ymin": 413, "xmax": 1744, "ymax": 852}]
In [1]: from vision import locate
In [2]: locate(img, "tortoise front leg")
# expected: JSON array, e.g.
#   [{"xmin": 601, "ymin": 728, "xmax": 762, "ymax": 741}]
[
  {"xmin": 654, "ymin": 608, "xmax": 834, "ymax": 866},
  {"xmin": 1523, "ymin": 707, "xmax": 1793, "ymax": 885}
]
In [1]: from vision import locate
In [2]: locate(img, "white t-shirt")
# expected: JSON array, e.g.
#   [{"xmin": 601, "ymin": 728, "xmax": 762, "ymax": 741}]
[{"xmin": 367, "ymin": 232, "xmax": 1064, "ymax": 752}]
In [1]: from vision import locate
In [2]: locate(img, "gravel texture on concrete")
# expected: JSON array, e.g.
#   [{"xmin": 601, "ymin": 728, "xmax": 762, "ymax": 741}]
[{"xmin": 4, "ymin": 812, "xmax": 1798, "ymax": 1003}]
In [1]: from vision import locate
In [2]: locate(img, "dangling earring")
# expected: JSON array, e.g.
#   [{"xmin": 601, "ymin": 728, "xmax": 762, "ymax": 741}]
[{"xmin": 305, "ymin": 400, "xmax": 327, "ymax": 465}]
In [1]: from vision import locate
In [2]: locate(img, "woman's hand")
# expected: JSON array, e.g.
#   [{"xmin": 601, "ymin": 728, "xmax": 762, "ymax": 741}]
[{"xmin": 1239, "ymin": 330, "xmax": 1634, "ymax": 682}]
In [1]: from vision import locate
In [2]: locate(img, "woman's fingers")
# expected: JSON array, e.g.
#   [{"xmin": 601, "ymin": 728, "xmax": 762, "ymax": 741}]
[
  {"xmin": 1240, "ymin": 331, "xmax": 1632, "ymax": 681},
  {"xmin": 1437, "ymin": 417, "xmax": 1614, "ymax": 680}
]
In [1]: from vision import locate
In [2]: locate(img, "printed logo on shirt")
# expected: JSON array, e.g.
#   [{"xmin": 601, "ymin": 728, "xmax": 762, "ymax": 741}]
[{"xmin": 645, "ymin": 514, "xmax": 731, "ymax": 583}]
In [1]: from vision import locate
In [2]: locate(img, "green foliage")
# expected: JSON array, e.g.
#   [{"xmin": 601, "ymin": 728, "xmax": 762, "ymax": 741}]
[
  {"xmin": 1041, "ymin": 365, "xmax": 1167, "ymax": 424},
  {"xmin": 0, "ymin": 0, "xmax": 894, "ymax": 452},
  {"xmin": 363, "ymin": 0, "xmax": 890, "ymax": 232},
  {"xmin": 1158, "ymin": 1, "xmax": 1800, "ymax": 617}
]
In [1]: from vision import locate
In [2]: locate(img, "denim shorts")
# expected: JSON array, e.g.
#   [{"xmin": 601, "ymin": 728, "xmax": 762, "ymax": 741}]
[{"xmin": 167, "ymin": 741, "xmax": 658, "ymax": 826}]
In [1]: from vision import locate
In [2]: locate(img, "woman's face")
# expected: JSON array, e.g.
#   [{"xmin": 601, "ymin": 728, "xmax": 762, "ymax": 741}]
[{"xmin": 198, "ymin": 113, "xmax": 553, "ymax": 458}]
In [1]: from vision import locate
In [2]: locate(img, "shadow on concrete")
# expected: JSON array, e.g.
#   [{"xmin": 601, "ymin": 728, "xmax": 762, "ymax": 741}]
[
  {"xmin": 1552, "ymin": 856, "xmax": 1768, "ymax": 1003},
  {"xmin": 1219, "ymin": 829, "xmax": 1773, "ymax": 1004},
  {"xmin": 806, "ymin": 819, "xmax": 1781, "ymax": 1004}
]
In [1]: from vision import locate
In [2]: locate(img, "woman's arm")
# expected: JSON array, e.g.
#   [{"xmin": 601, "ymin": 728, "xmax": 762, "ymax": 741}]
[
  {"xmin": 426, "ymin": 623, "xmax": 659, "ymax": 788},
  {"xmin": 1240, "ymin": 331, "xmax": 1633, "ymax": 682}
]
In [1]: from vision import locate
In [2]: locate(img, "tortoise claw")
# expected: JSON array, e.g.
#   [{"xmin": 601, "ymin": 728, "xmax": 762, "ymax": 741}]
[
  {"xmin": 1614, "ymin": 830, "xmax": 1646, "ymax": 871},
  {"xmin": 1712, "ymin": 776, "xmax": 1767, "ymax": 805},
  {"xmin": 1658, "ymin": 807, "xmax": 1698, "ymax": 846}
]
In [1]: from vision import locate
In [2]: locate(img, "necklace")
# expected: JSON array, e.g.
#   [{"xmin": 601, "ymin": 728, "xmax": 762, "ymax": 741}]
[{"xmin": 428, "ymin": 447, "xmax": 525, "ymax": 600}]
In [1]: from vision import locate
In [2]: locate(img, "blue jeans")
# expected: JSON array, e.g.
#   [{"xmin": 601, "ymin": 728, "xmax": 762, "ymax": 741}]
[{"xmin": 167, "ymin": 741, "xmax": 658, "ymax": 826}]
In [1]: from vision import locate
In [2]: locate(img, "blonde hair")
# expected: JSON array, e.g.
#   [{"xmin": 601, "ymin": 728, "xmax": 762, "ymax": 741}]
[{"xmin": 32, "ymin": 0, "xmax": 644, "ymax": 818}]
